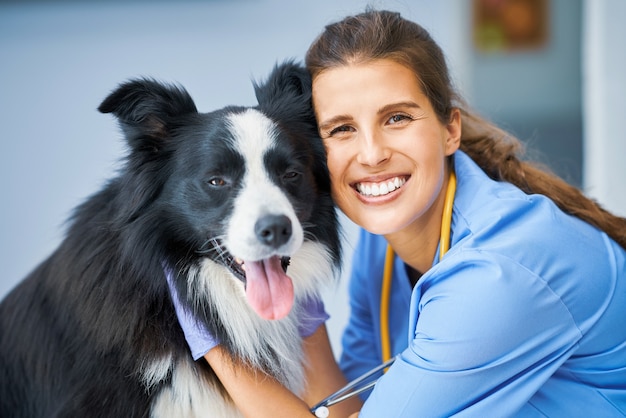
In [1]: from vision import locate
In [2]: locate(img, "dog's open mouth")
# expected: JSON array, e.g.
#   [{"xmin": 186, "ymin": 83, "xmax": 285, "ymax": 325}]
[{"xmin": 204, "ymin": 239, "xmax": 293, "ymax": 320}]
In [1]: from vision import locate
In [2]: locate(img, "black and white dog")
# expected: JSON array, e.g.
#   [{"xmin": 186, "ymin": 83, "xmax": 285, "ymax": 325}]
[{"xmin": 0, "ymin": 62, "xmax": 340, "ymax": 417}]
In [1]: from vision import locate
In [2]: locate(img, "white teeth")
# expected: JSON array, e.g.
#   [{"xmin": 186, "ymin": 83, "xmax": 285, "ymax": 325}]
[{"xmin": 357, "ymin": 177, "xmax": 406, "ymax": 197}]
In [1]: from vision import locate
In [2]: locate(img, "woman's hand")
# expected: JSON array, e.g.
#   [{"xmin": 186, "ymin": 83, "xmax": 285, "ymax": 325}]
[{"xmin": 205, "ymin": 325, "xmax": 362, "ymax": 418}]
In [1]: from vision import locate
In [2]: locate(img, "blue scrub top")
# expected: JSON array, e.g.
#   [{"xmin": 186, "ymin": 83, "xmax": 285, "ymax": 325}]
[{"xmin": 341, "ymin": 151, "xmax": 626, "ymax": 417}]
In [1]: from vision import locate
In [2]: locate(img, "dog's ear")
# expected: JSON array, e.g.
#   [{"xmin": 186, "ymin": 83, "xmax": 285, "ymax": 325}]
[
  {"xmin": 98, "ymin": 78, "xmax": 197, "ymax": 150},
  {"xmin": 253, "ymin": 60, "xmax": 312, "ymax": 115}
]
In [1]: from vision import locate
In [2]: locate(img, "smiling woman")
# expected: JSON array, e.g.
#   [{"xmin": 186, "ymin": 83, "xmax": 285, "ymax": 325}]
[{"xmin": 303, "ymin": 8, "xmax": 626, "ymax": 417}]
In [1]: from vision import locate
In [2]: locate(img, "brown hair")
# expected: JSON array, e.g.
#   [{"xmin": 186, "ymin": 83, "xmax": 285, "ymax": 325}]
[{"xmin": 306, "ymin": 9, "xmax": 626, "ymax": 249}]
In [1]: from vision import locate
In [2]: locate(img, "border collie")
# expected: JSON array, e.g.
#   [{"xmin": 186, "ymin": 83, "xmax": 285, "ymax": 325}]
[{"xmin": 0, "ymin": 62, "xmax": 339, "ymax": 417}]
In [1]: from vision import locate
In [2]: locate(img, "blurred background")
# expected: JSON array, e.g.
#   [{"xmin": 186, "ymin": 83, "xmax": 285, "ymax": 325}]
[{"xmin": 1, "ymin": 0, "xmax": 624, "ymax": 357}]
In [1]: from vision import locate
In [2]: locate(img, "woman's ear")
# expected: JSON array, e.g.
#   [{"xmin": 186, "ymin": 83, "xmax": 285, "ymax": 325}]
[{"xmin": 444, "ymin": 108, "xmax": 462, "ymax": 156}]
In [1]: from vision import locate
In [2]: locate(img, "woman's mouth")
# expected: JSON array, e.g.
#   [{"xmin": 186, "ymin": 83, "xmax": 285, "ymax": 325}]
[{"xmin": 355, "ymin": 176, "xmax": 407, "ymax": 197}]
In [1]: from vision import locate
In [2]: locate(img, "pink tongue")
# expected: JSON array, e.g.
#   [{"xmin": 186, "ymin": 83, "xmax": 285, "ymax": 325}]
[{"xmin": 244, "ymin": 256, "xmax": 294, "ymax": 320}]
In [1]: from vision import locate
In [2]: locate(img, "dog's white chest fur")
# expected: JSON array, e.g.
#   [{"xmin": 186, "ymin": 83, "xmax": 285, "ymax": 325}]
[
  {"xmin": 149, "ymin": 315, "xmax": 305, "ymax": 417},
  {"xmin": 151, "ymin": 357, "xmax": 241, "ymax": 418}
]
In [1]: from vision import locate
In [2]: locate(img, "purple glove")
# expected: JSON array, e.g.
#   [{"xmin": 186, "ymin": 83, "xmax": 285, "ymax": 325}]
[
  {"xmin": 298, "ymin": 296, "xmax": 330, "ymax": 338},
  {"xmin": 165, "ymin": 269, "xmax": 329, "ymax": 360},
  {"xmin": 165, "ymin": 269, "xmax": 219, "ymax": 360}
]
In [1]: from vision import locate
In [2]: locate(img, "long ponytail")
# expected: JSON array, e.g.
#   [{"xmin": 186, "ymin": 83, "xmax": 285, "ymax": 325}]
[{"xmin": 460, "ymin": 108, "xmax": 626, "ymax": 248}]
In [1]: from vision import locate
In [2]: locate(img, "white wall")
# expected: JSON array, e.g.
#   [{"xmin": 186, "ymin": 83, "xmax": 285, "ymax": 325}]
[
  {"xmin": 0, "ymin": 0, "xmax": 464, "ymax": 357},
  {"xmin": 582, "ymin": 0, "xmax": 626, "ymax": 216}
]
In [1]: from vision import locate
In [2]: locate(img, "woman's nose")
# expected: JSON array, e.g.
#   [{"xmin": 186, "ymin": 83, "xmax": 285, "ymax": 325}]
[{"xmin": 356, "ymin": 131, "xmax": 390, "ymax": 167}]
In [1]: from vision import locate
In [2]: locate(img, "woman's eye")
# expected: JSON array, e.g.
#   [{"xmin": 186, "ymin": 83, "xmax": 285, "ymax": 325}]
[
  {"xmin": 388, "ymin": 114, "xmax": 408, "ymax": 125},
  {"xmin": 329, "ymin": 125, "xmax": 354, "ymax": 136},
  {"xmin": 387, "ymin": 114, "xmax": 412, "ymax": 125}
]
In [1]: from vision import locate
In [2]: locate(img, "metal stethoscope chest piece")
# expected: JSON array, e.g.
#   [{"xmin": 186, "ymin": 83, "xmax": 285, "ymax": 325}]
[{"xmin": 310, "ymin": 356, "xmax": 397, "ymax": 416}]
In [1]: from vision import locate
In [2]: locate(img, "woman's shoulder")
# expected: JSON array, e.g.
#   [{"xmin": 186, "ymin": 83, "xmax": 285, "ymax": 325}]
[{"xmin": 453, "ymin": 151, "xmax": 605, "ymax": 250}]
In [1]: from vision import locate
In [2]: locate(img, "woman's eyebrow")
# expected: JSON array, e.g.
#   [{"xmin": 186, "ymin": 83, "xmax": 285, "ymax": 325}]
[
  {"xmin": 377, "ymin": 101, "xmax": 421, "ymax": 115},
  {"xmin": 318, "ymin": 114, "xmax": 353, "ymax": 132}
]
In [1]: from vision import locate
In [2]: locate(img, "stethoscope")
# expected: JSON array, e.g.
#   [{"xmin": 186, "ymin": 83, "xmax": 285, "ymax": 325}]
[{"xmin": 310, "ymin": 169, "xmax": 457, "ymax": 417}]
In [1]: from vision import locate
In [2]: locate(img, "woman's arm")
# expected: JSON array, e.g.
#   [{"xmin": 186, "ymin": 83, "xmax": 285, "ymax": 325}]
[
  {"xmin": 204, "ymin": 324, "xmax": 362, "ymax": 418},
  {"xmin": 302, "ymin": 324, "xmax": 363, "ymax": 416},
  {"xmin": 357, "ymin": 255, "xmax": 582, "ymax": 417},
  {"xmin": 205, "ymin": 345, "xmax": 312, "ymax": 418}
]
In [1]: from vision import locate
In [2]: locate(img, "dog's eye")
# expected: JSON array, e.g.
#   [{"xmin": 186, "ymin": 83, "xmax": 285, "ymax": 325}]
[
  {"xmin": 208, "ymin": 177, "xmax": 227, "ymax": 187},
  {"xmin": 283, "ymin": 171, "xmax": 300, "ymax": 181}
]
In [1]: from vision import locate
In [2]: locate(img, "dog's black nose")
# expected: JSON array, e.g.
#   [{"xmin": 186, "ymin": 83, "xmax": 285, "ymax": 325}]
[{"xmin": 255, "ymin": 214, "xmax": 292, "ymax": 248}]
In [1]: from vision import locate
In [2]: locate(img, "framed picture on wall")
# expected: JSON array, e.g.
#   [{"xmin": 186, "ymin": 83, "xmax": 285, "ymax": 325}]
[{"xmin": 473, "ymin": 0, "xmax": 549, "ymax": 52}]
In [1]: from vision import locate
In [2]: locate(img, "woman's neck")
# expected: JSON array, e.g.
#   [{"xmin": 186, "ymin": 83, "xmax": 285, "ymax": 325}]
[{"xmin": 384, "ymin": 219, "xmax": 440, "ymax": 275}]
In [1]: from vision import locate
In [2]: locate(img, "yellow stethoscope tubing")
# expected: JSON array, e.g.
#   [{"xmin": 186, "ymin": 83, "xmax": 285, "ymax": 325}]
[{"xmin": 380, "ymin": 169, "xmax": 457, "ymax": 363}]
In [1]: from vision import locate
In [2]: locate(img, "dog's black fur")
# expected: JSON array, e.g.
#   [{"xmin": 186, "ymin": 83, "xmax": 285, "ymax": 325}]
[{"xmin": 0, "ymin": 62, "xmax": 339, "ymax": 417}]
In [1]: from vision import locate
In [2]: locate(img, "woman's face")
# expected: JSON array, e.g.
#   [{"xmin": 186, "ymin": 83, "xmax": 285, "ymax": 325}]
[{"xmin": 312, "ymin": 59, "xmax": 460, "ymax": 236}]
